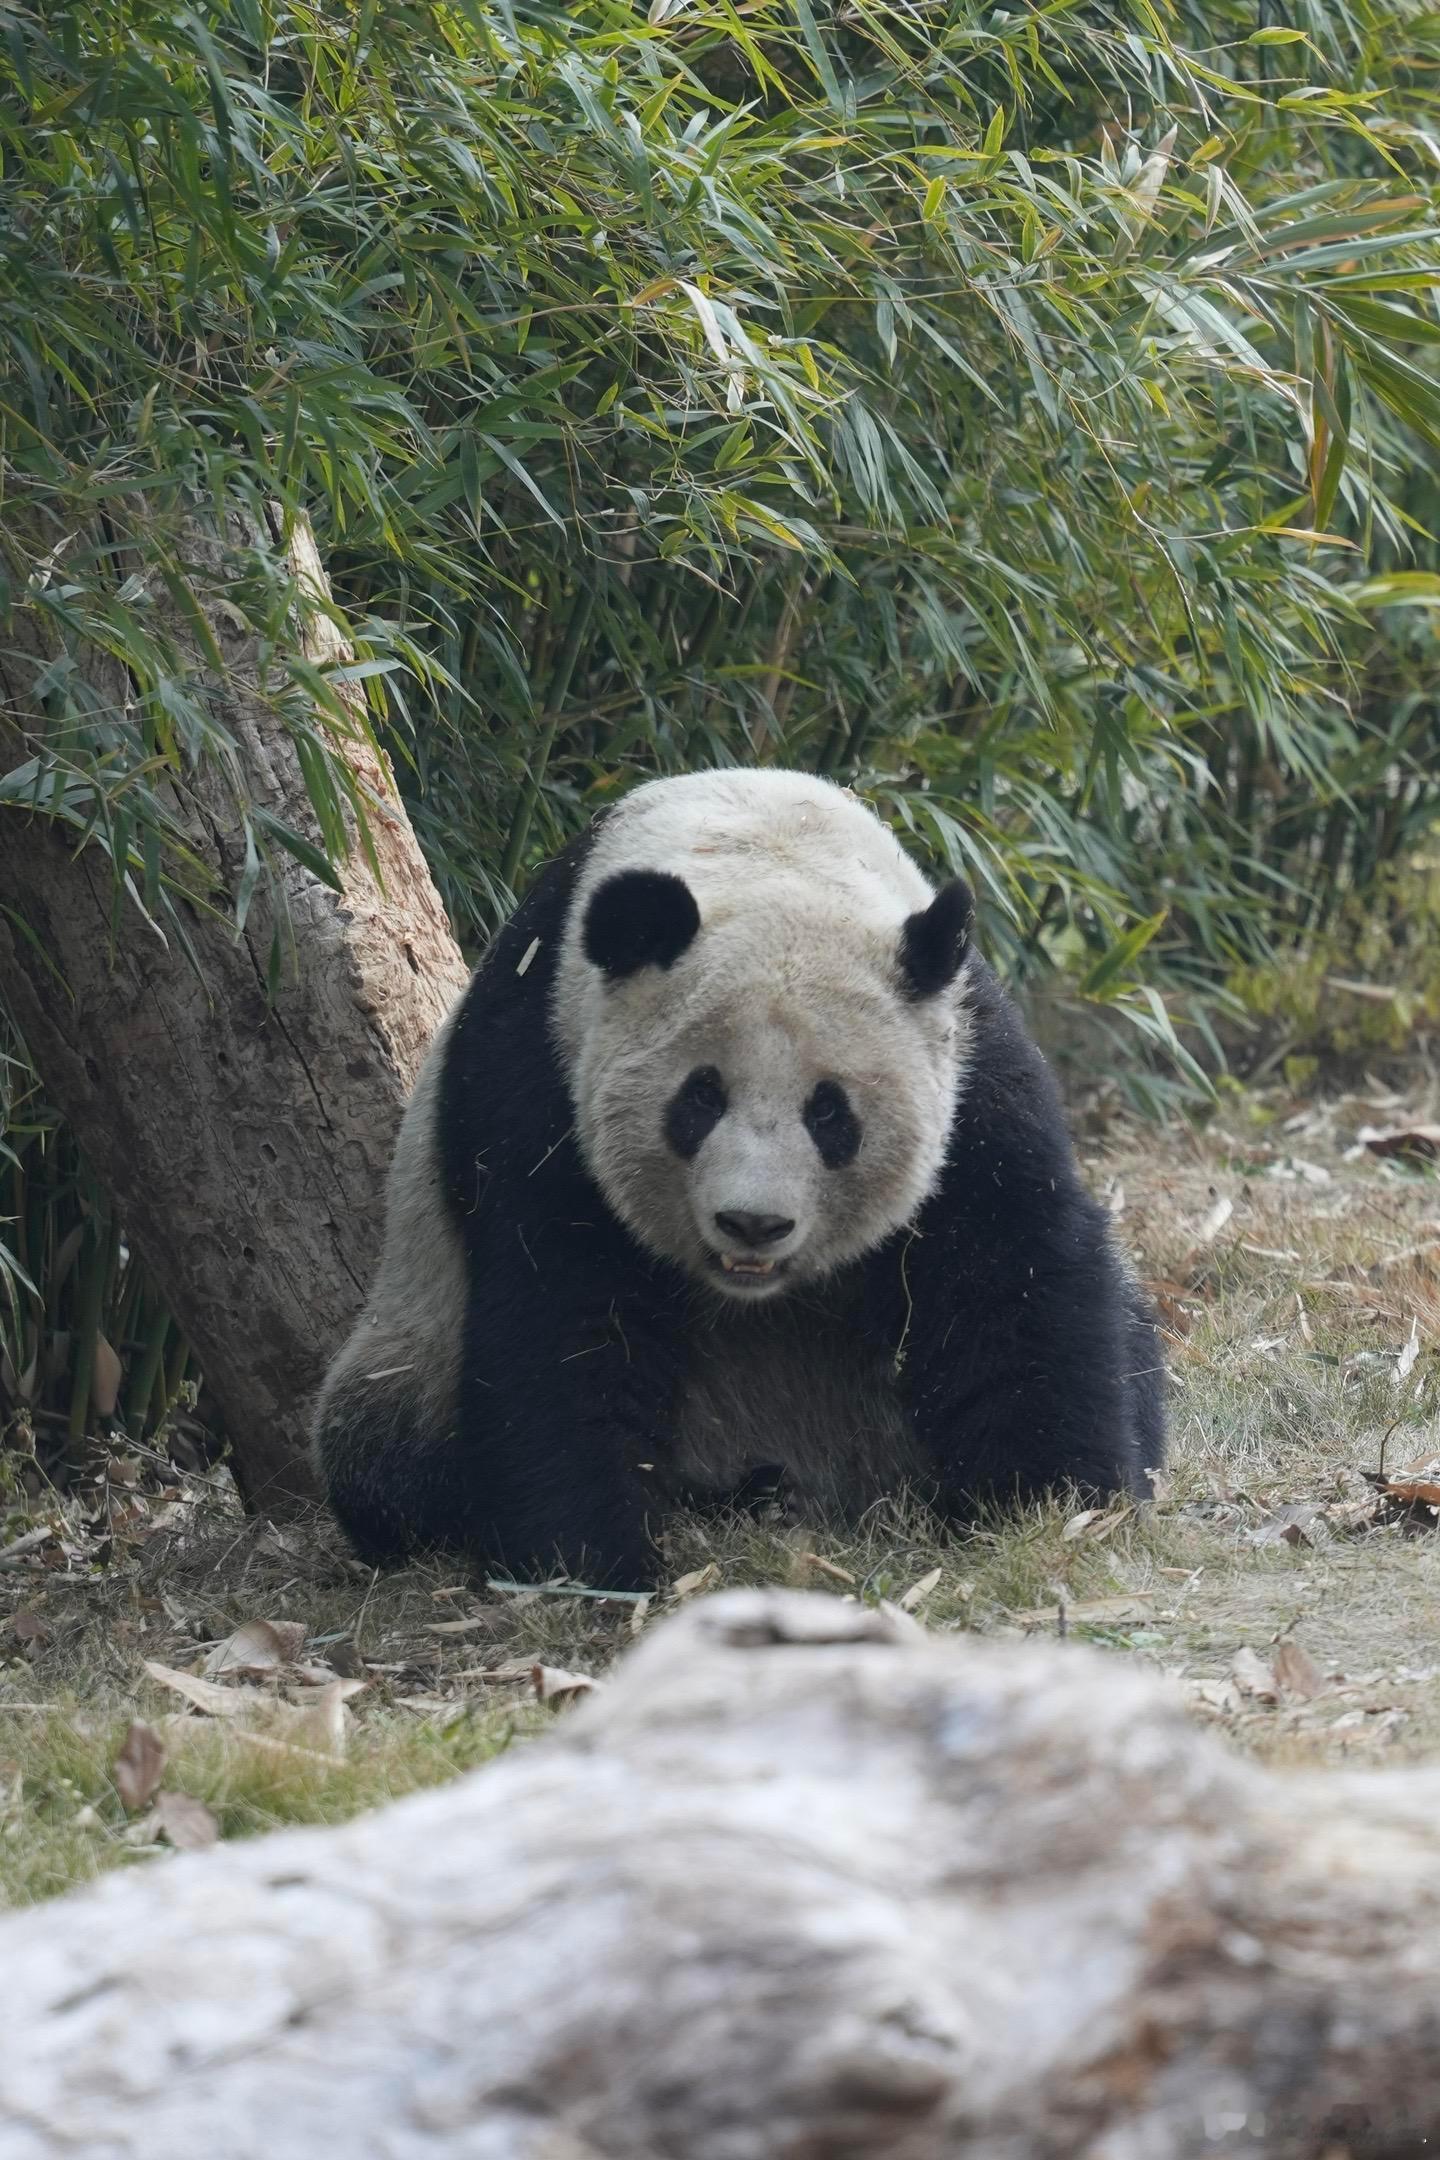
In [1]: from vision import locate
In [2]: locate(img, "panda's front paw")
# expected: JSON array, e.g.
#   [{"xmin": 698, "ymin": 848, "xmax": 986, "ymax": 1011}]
[{"xmin": 729, "ymin": 1460, "xmax": 790, "ymax": 1513}]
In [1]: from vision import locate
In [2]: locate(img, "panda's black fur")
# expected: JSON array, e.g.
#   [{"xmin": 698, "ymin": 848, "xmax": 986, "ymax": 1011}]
[{"xmin": 316, "ymin": 789, "xmax": 1165, "ymax": 1590}]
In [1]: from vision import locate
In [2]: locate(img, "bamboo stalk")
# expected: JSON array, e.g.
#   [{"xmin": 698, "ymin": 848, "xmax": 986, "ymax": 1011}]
[
  {"xmin": 65, "ymin": 1218, "xmax": 106, "ymax": 1464},
  {"xmin": 126, "ymin": 1294, "xmax": 171, "ymax": 1438}
]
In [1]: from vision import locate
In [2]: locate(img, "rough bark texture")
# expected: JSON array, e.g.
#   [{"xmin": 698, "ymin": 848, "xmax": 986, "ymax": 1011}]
[
  {"xmin": 0, "ymin": 517, "xmax": 469, "ymax": 1510},
  {"xmin": 0, "ymin": 1587, "xmax": 1437, "ymax": 2159}
]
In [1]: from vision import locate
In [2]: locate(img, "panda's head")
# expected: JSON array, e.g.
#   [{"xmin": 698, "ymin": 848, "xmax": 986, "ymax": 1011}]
[{"xmin": 557, "ymin": 845, "xmax": 973, "ymax": 1301}]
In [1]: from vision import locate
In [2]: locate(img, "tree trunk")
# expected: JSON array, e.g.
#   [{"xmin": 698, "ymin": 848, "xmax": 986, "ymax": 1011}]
[
  {"xmin": 0, "ymin": 514, "xmax": 468, "ymax": 1511},
  {"xmin": 1, "ymin": 1588, "xmax": 1438, "ymax": 2158}
]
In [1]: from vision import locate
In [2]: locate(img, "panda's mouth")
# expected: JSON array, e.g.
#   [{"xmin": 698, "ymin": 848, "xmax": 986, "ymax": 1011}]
[{"xmin": 708, "ymin": 1251, "xmax": 791, "ymax": 1292}]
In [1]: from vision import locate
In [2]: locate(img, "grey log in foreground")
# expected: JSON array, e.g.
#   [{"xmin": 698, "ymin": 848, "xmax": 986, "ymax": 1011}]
[{"xmin": 1, "ymin": 1589, "xmax": 1437, "ymax": 2159}]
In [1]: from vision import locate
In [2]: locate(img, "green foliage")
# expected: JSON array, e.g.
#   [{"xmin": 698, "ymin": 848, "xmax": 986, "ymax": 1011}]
[
  {"xmin": 0, "ymin": 1031, "xmax": 194, "ymax": 1468},
  {"xmin": 3, "ymin": 0, "xmax": 1439, "ymax": 994},
  {"xmin": 0, "ymin": 0, "xmax": 1439, "ymax": 1398},
  {"xmin": 1229, "ymin": 833, "xmax": 1440, "ymax": 1060}
]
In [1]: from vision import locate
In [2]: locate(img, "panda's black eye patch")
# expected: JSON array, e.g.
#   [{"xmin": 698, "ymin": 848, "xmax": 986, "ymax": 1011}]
[
  {"xmin": 804, "ymin": 1081, "xmax": 861, "ymax": 1168},
  {"xmin": 665, "ymin": 1065, "xmax": 727, "ymax": 1160}
]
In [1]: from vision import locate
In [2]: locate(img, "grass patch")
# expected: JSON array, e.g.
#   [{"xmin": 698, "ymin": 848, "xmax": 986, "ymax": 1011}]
[
  {"xmin": 0, "ymin": 1696, "xmax": 530, "ymax": 1907},
  {"xmin": 5, "ymin": 1086, "xmax": 1440, "ymax": 1905}
]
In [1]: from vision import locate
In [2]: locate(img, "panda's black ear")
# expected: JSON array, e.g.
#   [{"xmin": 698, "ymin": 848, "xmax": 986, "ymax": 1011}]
[
  {"xmin": 898, "ymin": 879, "xmax": 973, "ymax": 1000},
  {"xmin": 583, "ymin": 869, "xmax": 702, "ymax": 979}
]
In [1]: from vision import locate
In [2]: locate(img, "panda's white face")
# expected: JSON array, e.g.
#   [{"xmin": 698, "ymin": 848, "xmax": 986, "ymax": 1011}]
[{"xmin": 551, "ymin": 773, "xmax": 973, "ymax": 1301}]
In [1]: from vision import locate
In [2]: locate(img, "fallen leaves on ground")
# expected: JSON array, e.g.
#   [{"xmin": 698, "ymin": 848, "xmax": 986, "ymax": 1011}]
[
  {"xmin": 143, "ymin": 1656, "xmax": 367, "ymax": 1761},
  {"xmin": 1361, "ymin": 1123, "xmax": 1440, "ymax": 1164},
  {"xmin": 1231, "ymin": 1647, "xmax": 1279, "ymax": 1704},
  {"xmin": 1247, "ymin": 1502, "xmax": 1323, "ymax": 1549},
  {"xmin": 897, "ymin": 1566, "xmax": 942, "ymax": 1611},
  {"xmin": 1272, "ymin": 1640, "xmax": 1324, "ymax": 1700},
  {"xmin": 531, "ymin": 1663, "xmax": 599, "ymax": 1709},
  {"xmin": 112, "ymin": 1720, "xmax": 166, "ymax": 1812},
  {"xmin": 1181, "ymin": 1636, "xmax": 1419, "ymax": 1756},
  {"xmin": 144, "ymin": 1661, "xmax": 264, "ymax": 1717},
  {"xmin": 150, "ymin": 1790, "xmax": 219, "ymax": 1851},
  {"xmin": 7, "ymin": 1609, "xmax": 50, "ymax": 1650},
  {"xmin": 1359, "ymin": 1449, "xmax": 1440, "ymax": 1528},
  {"xmin": 670, "ymin": 1563, "xmax": 719, "ymax": 1602},
  {"xmin": 1062, "ymin": 1502, "xmax": 1133, "ymax": 1544},
  {"xmin": 204, "ymin": 1618, "xmax": 308, "ymax": 1677}
]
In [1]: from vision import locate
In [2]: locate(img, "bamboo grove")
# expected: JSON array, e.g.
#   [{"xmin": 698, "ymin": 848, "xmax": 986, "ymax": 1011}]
[{"xmin": 2, "ymin": 0, "xmax": 1440, "ymax": 1457}]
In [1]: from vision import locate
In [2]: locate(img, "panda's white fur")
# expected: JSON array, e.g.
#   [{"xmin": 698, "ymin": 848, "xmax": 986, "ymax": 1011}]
[
  {"xmin": 552, "ymin": 770, "xmax": 972, "ymax": 1298},
  {"xmin": 314, "ymin": 768, "xmax": 1165, "ymax": 1589},
  {"xmin": 312, "ymin": 1012, "xmax": 469, "ymax": 1523}
]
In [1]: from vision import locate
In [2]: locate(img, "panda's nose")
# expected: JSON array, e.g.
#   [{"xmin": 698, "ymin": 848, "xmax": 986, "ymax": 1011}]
[{"xmin": 714, "ymin": 1210, "xmax": 795, "ymax": 1250}]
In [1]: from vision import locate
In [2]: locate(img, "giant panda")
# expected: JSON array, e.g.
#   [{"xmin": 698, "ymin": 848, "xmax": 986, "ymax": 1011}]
[{"xmin": 314, "ymin": 769, "xmax": 1165, "ymax": 1589}]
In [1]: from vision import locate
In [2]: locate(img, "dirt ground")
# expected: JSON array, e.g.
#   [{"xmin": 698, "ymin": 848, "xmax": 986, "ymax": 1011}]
[{"xmin": 3, "ymin": 1079, "xmax": 1440, "ymax": 1906}]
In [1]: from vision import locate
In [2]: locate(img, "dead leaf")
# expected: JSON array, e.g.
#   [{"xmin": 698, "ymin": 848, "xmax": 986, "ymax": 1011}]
[
  {"xmin": 531, "ymin": 1663, "xmax": 599, "ymax": 1709},
  {"xmin": 1062, "ymin": 1501, "xmax": 1132, "ymax": 1544},
  {"xmin": 1063, "ymin": 1508, "xmax": 1104, "ymax": 1541},
  {"xmin": 1323, "ymin": 1495, "xmax": 1383, "ymax": 1534},
  {"xmin": 1144, "ymin": 1279, "xmax": 1195, "ymax": 1336},
  {"xmin": 143, "ymin": 1660, "xmax": 270, "ymax": 1717},
  {"xmin": 8, "ymin": 1609, "xmax": 50, "ymax": 1647},
  {"xmin": 1382, "ymin": 1477, "xmax": 1440, "ymax": 1509},
  {"xmin": 1195, "ymin": 1195, "xmax": 1234, "ymax": 1245},
  {"xmin": 113, "ymin": 1720, "xmax": 166, "ymax": 1812},
  {"xmin": 204, "ymin": 1619, "xmax": 308, "ymax": 1676},
  {"xmin": 898, "ymin": 1565, "xmax": 942, "ymax": 1611},
  {"xmin": 0, "ymin": 1525, "xmax": 59, "ymax": 1571},
  {"xmin": 424, "ymin": 1616, "xmax": 496, "ymax": 1636},
  {"xmin": 284, "ymin": 1677, "xmax": 365, "ymax": 1755},
  {"xmin": 1273, "ymin": 1640, "xmax": 1324, "ymax": 1701},
  {"xmin": 1362, "ymin": 1124, "xmax": 1440, "ymax": 1163},
  {"xmin": 1231, "ymin": 1647, "xmax": 1278, "ymax": 1704},
  {"xmin": 670, "ymin": 1563, "xmax": 719, "ymax": 1602},
  {"xmin": 1268, "ymin": 1157, "xmax": 1332, "ymax": 1187},
  {"xmin": 1248, "ymin": 1502, "xmax": 1321, "ymax": 1548},
  {"xmin": 1395, "ymin": 1318, "xmax": 1422, "ymax": 1386},
  {"xmin": 152, "ymin": 1790, "xmax": 219, "ymax": 1851},
  {"xmin": 1184, "ymin": 1676, "xmax": 1243, "ymax": 1720}
]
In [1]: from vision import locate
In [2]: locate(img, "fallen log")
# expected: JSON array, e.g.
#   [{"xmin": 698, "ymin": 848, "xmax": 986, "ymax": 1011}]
[{"xmin": 1, "ymin": 1589, "xmax": 1438, "ymax": 2159}]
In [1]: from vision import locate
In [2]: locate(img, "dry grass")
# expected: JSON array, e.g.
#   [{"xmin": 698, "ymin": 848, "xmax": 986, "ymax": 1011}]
[{"xmin": 4, "ymin": 1080, "xmax": 1440, "ymax": 1906}]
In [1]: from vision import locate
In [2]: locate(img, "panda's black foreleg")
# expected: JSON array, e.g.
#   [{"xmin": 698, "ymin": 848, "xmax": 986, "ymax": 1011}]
[
  {"xmin": 456, "ymin": 1227, "xmax": 688, "ymax": 1591},
  {"xmin": 881, "ymin": 1225, "xmax": 1161, "ymax": 1517}
]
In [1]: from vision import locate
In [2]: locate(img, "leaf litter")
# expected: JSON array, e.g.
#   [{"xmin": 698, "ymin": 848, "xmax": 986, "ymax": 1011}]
[{"xmin": 7, "ymin": 1082, "xmax": 1440, "ymax": 1895}]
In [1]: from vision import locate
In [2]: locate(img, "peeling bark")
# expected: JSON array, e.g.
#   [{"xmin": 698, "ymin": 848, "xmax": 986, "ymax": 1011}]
[
  {"xmin": 0, "ymin": 516, "xmax": 468, "ymax": 1509},
  {"xmin": 0, "ymin": 1589, "xmax": 1437, "ymax": 2158}
]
